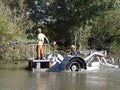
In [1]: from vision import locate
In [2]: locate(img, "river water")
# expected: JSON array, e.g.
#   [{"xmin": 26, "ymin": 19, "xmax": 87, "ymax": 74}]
[{"xmin": 0, "ymin": 61, "xmax": 120, "ymax": 90}]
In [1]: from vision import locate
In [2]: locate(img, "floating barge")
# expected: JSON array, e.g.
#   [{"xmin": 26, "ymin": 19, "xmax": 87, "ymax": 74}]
[
  {"xmin": 26, "ymin": 50, "xmax": 119, "ymax": 72},
  {"xmin": 10, "ymin": 42, "xmax": 119, "ymax": 72},
  {"xmin": 27, "ymin": 58, "xmax": 50, "ymax": 69}
]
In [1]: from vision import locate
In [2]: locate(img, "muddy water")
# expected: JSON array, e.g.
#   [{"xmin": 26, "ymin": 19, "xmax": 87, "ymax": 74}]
[{"xmin": 0, "ymin": 61, "xmax": 120, "ymax": 90}]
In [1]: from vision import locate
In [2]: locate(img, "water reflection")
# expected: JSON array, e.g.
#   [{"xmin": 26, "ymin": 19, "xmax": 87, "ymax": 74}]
[
  {"xmin": 1, "ymin": 62, "xmax": 120, "ymax": 90},
  {"xmin": 34, "ymin": 71, "xmax": 87, "ymax": 90},
  {"xmin": 85, "ymin": 72, "xmax": 106, "ymax": 90},
  {"xmin": 35, "ymin": 71, "xmax": 107, "ymax": 90}
]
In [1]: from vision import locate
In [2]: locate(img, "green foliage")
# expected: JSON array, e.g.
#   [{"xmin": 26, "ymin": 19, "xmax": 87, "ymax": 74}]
[
  {"xmin": 45, "ymin": 0, "xmax": 119, "ymax": 50},
  {"xmin": 0, "ymin": 0, "xmax": 120, "ymax": 60},
  {"xmin": 89, "ymin": 10, "xmax": 120, "ymax": 53},
  {"xmin": 24, "ymin": 0, "xmax": 119, "ymax": 50},
  {"xmin": 0, "ymin": 0, "xmax": 32, "ymax": 60}
]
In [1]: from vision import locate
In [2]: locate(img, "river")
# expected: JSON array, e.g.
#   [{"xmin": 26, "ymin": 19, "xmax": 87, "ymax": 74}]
[{"xmin": 0, "ymin": 61, "xmax": 120, "ymax": 90}]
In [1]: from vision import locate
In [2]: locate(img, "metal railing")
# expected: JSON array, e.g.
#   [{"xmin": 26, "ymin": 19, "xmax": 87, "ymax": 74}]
[
  {"xmin": 24, "ymin": 43, "xmax": 51, "ymax": 59},
  {"xmin": 9, "ymin": 41, "xmax": 51, "ymax": 60}
]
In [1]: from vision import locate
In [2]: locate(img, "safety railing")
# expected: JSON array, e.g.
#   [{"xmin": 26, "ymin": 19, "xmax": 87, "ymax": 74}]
[
  {"xmin": 9, "ymin": 41, "xmax": 51, "ymax": 60},
  {"xmin": 24, "ymin": 43, "xmax": 51, "ymax": 59}
]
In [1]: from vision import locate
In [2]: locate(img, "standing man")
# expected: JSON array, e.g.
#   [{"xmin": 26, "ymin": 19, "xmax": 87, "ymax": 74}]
[{"xmin": 36, "ymin": 27, "xmax": 49, "ymax": 59}]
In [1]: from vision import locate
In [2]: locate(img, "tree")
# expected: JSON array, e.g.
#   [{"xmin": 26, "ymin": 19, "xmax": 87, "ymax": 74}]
[
  {"xmin": 0, "ymin": 0, "xmax": 34, "ymax": 60},
  {"xmin": 46, "ymin": 0, "xmax": 119, "ymax": 49},
  {"xmin": 88, "ymin": 10, "xmax": 120, "ymax": 53}
]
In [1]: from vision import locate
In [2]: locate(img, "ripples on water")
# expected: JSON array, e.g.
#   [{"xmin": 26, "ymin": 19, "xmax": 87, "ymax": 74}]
[{"xmin": 0, "ymin": 62, "xmax": 120, "ymax": 90}]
